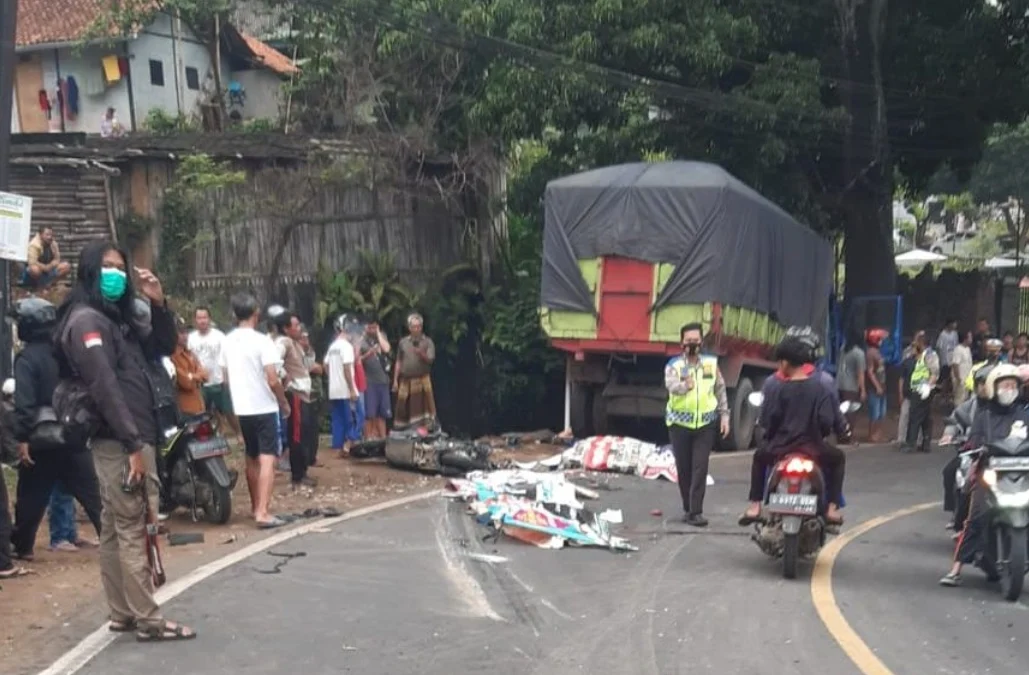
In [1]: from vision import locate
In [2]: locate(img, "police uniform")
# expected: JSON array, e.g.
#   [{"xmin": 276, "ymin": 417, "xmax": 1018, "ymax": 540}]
[
  {"xmin": 904, "ymin": 348, "xmax": 939, "ymax": 453},
  {"xmin": 665, "ymin": 353, "xmax": 728, "ymax": 521}
]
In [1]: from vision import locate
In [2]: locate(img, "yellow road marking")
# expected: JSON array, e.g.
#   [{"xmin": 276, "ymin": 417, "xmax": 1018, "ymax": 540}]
[{"xmin": 810, "ymin": 501, "xmax": 940, "ymax": 675}]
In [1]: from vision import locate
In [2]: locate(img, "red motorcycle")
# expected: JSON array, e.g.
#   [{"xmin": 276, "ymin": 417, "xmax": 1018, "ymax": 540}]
[{"xmin": 747, "ymin": 392, "xmax": 858, "ymax": 578}]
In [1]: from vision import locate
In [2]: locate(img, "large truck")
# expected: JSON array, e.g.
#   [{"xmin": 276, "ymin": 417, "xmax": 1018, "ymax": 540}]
[{"xmin": 540, "ymin": 161, "xmax": 835, "ymax": 450}]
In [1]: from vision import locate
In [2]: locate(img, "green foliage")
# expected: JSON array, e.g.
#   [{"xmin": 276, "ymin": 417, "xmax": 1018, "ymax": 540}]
[
  {"xmin": 316, "ymin": 251, "xmax": 424, "ymax": 331},
  {"xmin": 142, "ymin": 108, "xmax": 199, "ymax": 134},
  {"xmin": 238, "ymin": 117, "xmax": 281, "ymax": 133},
  {"xmin": 158, "ymin": 154, "xmax": 246, "ymax": 297}
]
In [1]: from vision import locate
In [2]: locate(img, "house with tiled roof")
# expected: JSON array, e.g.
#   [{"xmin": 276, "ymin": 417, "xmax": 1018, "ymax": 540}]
[{"xmin": 11, "ymin": 0, "xmax": 298, "ymax": 134}]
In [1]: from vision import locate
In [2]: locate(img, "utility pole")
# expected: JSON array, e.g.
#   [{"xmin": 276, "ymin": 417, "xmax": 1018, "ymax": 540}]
[{"xmin": 0, "ymin": 0, "xmax": 18, "ymax": 380}]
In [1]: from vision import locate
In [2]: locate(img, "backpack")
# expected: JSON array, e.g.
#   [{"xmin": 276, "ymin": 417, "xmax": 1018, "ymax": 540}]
[{"xmin": 52, "ymin": 306, "xmax": 105, "ymax": 447}]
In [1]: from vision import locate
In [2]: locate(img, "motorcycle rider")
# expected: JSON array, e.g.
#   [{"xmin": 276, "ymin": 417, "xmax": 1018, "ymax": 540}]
[
  {"xmin": 741, "ymin": 329, "xmax": 848, "ymax": 526},
  {"xmin": 964, "ymin": 338, "xmax": 1004, "ymax": 393},
  {"xmin": 940, "ymin": 364, "xmax": 993, "ymax": 531},
  {"xmin": 940, "ymin": 364, "xmax": 1029, "ymax": 586}
]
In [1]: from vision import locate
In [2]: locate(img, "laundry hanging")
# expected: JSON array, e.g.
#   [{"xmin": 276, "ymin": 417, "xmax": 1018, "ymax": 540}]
[
  {"xmin": 101, "ymin": 55, "xmax": 121, "ymax": 84},
  {"xmin": 38, "ymin": 89, "xmax": 52, "ymax": 120},
  {"xmin": 64, "ymin": 76, "xmax": 79, "ymax": 118}
]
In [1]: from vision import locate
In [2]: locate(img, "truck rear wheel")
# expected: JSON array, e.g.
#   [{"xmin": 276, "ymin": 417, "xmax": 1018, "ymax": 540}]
[
  {"xmin": 721, "ymin": 377, "xmax": 757, "ymax": 452},
  {"xmin": 570, "ymin": 383, "xmax": 594, "ymax": 437}
]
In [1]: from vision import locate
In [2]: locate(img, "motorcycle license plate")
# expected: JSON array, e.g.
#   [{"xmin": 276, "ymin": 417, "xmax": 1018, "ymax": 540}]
[
  {"xmin": 767, "ymin": 492, "xmax": 818, "ymax": 515},
  {"xmin": 188, "ymin": 437, "xmax": 230, "ymax": 460},
  {"xmin": 989, "ymin": 456, "xmax": 1029, "ymax": 471}
]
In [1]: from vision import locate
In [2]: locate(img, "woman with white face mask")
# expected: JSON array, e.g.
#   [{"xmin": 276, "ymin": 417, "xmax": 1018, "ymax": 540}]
[{"xmin": 941, "ymin": 365, "xmax": 1029, "ymax": 586}]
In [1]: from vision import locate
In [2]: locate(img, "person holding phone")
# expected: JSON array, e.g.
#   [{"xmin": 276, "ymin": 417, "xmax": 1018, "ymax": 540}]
[
  {"xmin": 53, "ymin": 241, "xmax": 194, "ymax": 642},
  {"xmin": 360, "ymin": 318, "xmax": 392, "ymax": 439},
  {"xmin": 393, "ymin": 313, "xmax": 436, "ymax": 428}
]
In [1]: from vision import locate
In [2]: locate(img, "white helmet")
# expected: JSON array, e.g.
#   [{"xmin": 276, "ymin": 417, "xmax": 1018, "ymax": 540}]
[
  {"xmin": 2, "ymin": 379, "xmax": 14, "ymax": 396},
  {"xmin": 984, "ymin": 364, "xmax": 1021, "ymax": 400}
]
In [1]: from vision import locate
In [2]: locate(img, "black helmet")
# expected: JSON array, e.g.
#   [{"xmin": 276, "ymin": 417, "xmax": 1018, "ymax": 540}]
[
  {"xmin": 780, "ymin": 325, "xmax": 821, "ymax": 364},
  {"xmin": 12, "ymin": 297, "xmax": 56, "ymax": 343}
]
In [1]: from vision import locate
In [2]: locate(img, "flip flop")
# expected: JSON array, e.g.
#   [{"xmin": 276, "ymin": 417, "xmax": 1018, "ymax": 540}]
[
  {"xmin": 135, "ymin": 620, "xmax": 197, "ymax": 643},
  {"xmin": 257, "ymin": 517, "xmax": 286, "ymax": 530},
  {"xmin": 0, "ymin": 566, "xmax": 33, "ymax": 579}
]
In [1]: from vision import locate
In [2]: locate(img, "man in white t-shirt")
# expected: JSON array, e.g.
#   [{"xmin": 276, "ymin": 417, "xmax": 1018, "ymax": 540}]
[
  {"xmin": 220, "ymin": 293, "xmax": 290, "ymax": 529},
  {"xmin": 325, "ymin": 314, "xmax": 359, "ymax": 456},
  {"xmin": 188, "ymin": 306, "xmax": 242, "ymax": 443}
]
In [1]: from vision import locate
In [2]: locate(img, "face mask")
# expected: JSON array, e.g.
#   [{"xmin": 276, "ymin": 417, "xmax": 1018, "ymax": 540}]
[
  {"xmin": 684, "ymin": 343, "xmax": 700, "ymax": 356},
  {"xmin": 99, "ymin": 268, "xmax": 127, "ymax": 302},
  {"xmin": 998, "ymin": 389, "xmax": 1019, "ymax": 407}
]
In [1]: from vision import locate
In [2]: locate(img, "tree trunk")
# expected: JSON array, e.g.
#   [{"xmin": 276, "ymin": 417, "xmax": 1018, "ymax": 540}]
[{"xmin": 836, "ymin": 0, "xmax": 896, "ymax": 323}]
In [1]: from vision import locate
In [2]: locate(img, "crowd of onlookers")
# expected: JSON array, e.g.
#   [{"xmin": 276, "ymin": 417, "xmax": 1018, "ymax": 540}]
[
  {"xmin": 833, "ymin": 316, "xmax": 1025, "ymax": 446},
  {"xmin": 0, "ymin": 236, "xmax": 440, "ymax": 642}
]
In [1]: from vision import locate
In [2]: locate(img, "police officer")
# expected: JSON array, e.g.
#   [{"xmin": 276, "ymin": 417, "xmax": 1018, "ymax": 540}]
[
  {"xmin": 54, "ymin": 241, "xmax": 194, "ymax": 642},
  {"xmin": 903, "ymin": 330, "xmax": 940, "ymax": 453},
  {"xmin": 664, "ymin": 322, "xmax": 730, "ymax": 527}
]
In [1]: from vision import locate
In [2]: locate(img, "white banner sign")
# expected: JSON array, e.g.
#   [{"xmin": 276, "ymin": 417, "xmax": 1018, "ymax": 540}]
[{"xmin": 0, "ymin": 191, "xmax": 32, "ymax": 262}]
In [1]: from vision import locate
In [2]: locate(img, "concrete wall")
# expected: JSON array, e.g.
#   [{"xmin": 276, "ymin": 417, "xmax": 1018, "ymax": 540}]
[
  {"xmin": 130, "ymin": 13, "xmax": 214, "ymax": 126},
  {"xmin": 229, "ymin": 68, "xmax": 283, "ymax": 120},
  {"xmin": 37, "ymin": 45, "xmax": 135, "ymax": 134}
]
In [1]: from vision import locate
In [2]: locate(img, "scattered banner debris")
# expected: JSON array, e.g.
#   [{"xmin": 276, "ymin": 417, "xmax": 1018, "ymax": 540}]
[{"xmin": 446, "ymin": 470, "xmax": 637, "ymax": 552}]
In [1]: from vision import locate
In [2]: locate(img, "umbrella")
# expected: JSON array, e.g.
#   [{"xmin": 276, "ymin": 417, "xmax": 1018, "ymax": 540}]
[
  {"xmin": 985, "ymin": 257, "xmax": 1018, "ymax": 269},
  {"xmin": 895, "ymin": 249, "xmax": 947, "ymax": 266}
]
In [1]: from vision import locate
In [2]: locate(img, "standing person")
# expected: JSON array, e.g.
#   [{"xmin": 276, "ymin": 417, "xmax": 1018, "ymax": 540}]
[
  {"xmin": 271, "ymin": 311, "xmax": 316, "ymax": 490},
  {"xmin": 326, "ymin": 315, "xmax": 359, "ymax": 457},
  {"xmin": 299, "ymin": 326, "xmax": 324, "ymax": 468},
  {"xmin": 1001, "ymin": 331, "xmax": 1015, "ymax": 362},
  {"xmin": 936, "ymin": 319, "xmax": 958, "ymax": 395},
  {"xmin": 902, "ymin": 330, "xmax": 940, "ymax": 454},
  {"xmin": 0, "ymin": 377, "xmax": 25, "ymax": 579},
  {"xmin": 53, "ymin": 241, "xmax": 194, "ymax": 641},
  {"xmin": 170, "ymin": 323, "xmax": 207, "ymax": 416},
  {"xmin": 189, "ymin": 307, "xmax": 242, "ymax": 444},
  {"xmin": 837, "ymin": 338, "xmax": 867, "ymax": 434},
  {"xmin": 348, "ymin": 327, "xmax": 367, "ymax": 446},
  {"xmin": 393, "ymin": 313, "xmax": 437, "ymax": 429},
  {"xmin": 22, "ymin": 226, "xmax": 71, "ymax": 290},
  {"xmin": 865, "ymin": 329, "xmax": 888, "ymax": 443},
  {"xmin": 220, "ymin": 293, "xmax": 290, "ymax": 529},
  {"xmin": 664, "ymin": 322, "xmax": 730, "ymax": 527},
  {"xmin": 971, "ymin": 318, "xmax": 991, "ymax": 362},
  {"xmin": 10, "ymin": 297, "xmax": 102, "ymax": 561},
  {"xmin": 1010, "ymin": 332, "xmax": 1029, "ymax": 365},
  {"xmin": 360, "ymin": 319, "xmax": 392, "ymax": 439},
  {"xmin": 951, "ymin": 331, "xmax": 974, "ymax": 405}
]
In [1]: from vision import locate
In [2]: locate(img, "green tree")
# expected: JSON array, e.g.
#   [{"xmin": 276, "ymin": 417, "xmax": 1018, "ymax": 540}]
[{"xmin": 969, "ymin": 120, "xmax": 1029, "ymax": 253}]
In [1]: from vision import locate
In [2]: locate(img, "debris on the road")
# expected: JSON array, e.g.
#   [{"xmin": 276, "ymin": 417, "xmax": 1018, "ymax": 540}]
[
  {"xmin": 256, "ymin": 550, "xmax": 308, "ymax": 575},
  {"xmin": 167, "ymin": 532, "xmax": 205, "ymax": 546},
  {"xmin": 512, "ymin": 435, "xmax": 714, "ymax": 486},
  {"xmin": 446, "ymin": 470, "xmax": 637, "ymax": 551},
  {"xmin": 467, "ymin": 552, "xmax": 509, "ymax": 564},
  {"xmin": 650, "ymin": 509, "xmax": 663, "ymax": 517}
]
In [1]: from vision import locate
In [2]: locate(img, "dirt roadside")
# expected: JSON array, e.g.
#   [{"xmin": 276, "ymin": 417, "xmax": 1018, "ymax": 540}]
[{"xmin": 0, "ymin": 439, "xmax": 562, "ymax": 675}]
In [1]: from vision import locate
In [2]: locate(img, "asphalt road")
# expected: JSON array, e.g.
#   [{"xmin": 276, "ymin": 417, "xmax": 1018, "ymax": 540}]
[{"xmin": 72, "ymin": 445, "xmax": 1028, "ymax": 675}]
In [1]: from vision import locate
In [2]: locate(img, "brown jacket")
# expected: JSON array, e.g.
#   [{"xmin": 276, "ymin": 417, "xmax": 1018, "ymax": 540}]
[{"xmin": 170, "ymin": 345, "xmax": 206, "ymax": 415}]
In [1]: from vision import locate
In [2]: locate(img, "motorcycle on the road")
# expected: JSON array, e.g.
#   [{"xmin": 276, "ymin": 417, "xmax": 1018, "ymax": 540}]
[
  {"xmin": 940, "ymin": 408, "xmax": 974, "ymax": 530},
  {"xmin": 746, "ymin": 392, "xmax": 859, "ymax": 579},
  {"xmin": 972, "ymin": 435, "xmax": 1029, "ymax": 601},
  {"xmin": 159, "ymin": 413, "xmax": 238, "ymax": 524}
]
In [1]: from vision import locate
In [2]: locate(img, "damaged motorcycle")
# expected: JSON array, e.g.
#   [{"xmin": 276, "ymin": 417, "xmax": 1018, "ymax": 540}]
[{"xmin": 746, "ymin": 391, "xmax": 860, "ymax": 579}]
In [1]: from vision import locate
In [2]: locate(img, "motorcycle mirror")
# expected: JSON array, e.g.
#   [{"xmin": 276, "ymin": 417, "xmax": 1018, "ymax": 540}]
[{"xmin": 747, "ymin": 392, "xmax": 765, "ymax": 407}]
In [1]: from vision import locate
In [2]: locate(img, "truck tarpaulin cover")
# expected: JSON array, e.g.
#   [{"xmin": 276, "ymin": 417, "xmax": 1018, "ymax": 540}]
[{"xmin": 541, "ymin": 161, "xmax": 834, "ymax": 328}]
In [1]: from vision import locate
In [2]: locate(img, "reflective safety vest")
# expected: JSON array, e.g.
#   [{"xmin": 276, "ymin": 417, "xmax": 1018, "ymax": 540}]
[
  {"xmin": 910, "ymin": 353, "xmax": 931, "ymax": 387},
  {"xmin": 965, "ymin": 360, "xmax": 991, "ymax": 393},
  {"xmin": 666, "ymin": 355, "xmax": 720, "ymax": 429}
]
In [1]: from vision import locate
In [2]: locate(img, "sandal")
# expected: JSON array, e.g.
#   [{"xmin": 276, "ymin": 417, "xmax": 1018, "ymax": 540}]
[
  {"xmin": 0, "ymin": 566, "xmax": 32, "ymax": 579},
  {"xmin": 135, "ymin": 620, "xmax": 197, "ymax": 643},
  {"xmin": 939, "ymin": 572, "xmax": 962, "ymax": 587},
  {"xmin": 738, "ymin": 509, "xmax": 762, "ymax": 526},
  {"xmin": 109, "ymin": 618, "xmax": 137, "ymax": 633}
]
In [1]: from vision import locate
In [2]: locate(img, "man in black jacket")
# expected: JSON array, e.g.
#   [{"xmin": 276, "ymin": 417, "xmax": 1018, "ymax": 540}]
[
  {"xmin": 55, "ymin": 241, "xmax": 194, "ymax": 642},
  {"xmin": 9, "ymin": 297, "xmax": 102, "ymax": 560}
]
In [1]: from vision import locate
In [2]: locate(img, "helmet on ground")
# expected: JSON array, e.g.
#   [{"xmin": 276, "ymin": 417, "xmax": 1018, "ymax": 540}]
[
  {"xmin": 12, "ymin": 296, "xmax": 57, "ymax": 342},
  {"xmin": 984, "ymin": 364, "xmax": 1021, "ymax": 400}
]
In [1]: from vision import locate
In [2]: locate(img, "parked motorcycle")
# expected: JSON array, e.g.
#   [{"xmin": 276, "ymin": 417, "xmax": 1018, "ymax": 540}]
[
  {"xmin": 974, "ymin": 435, "xmax": 1029, "ymax": 601},
  {"xmin": 159, "ymin": 413, "xmax": 238, "ymax": 524},
  {"xmin": 746, "ymin": 391, "xmax": 859, "ymax": 579}
]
